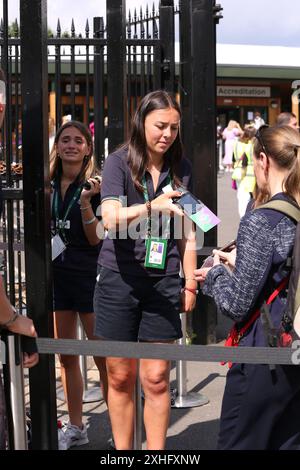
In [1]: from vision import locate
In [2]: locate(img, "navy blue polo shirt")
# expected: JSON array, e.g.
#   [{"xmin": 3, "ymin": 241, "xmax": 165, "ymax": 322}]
[
  {"xmin": 99, "ymin": 146, "xmax": 192, "ymax": 277},
  {"xmin": 52, "ymin": 176, "xmax": 101, "ymax": 275}
]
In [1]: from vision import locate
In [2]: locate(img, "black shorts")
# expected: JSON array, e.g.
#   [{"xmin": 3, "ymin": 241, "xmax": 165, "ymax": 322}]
[
  {"xmin": 94, "ymin": 266, "xmax": 182, "ymax": 342},
  {"xmin": 53, "ymin": 269, "xmax": 96, "ymax": 313}
]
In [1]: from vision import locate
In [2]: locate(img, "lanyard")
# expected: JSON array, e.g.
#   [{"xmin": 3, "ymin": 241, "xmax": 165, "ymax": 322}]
[
  {"xmin": 141, "ymin": 173, "xmax": 172, "ymax": 240},
  {"xmin": 53, "ymin": 185, "xmax": 82, "ymax": 243}
]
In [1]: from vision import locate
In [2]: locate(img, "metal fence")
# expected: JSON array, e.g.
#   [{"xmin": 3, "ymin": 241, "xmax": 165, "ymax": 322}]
[{"xmin": 0, "ymin": 0, "xmax": 221, "ymax": 449}]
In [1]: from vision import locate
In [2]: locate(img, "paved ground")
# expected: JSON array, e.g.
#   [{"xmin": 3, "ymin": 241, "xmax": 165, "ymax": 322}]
[{"xmin": 55, "ymin": 171, "xmax": 240, "ymax": 451}]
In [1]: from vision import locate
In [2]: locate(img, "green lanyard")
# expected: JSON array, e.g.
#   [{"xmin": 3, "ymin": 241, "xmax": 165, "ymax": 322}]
[
  {"xmin": 141, "ymin": 174, "xmax": 172, "ymax": 240},
  {"xmin": 53, "ymin": 185, "xmax": 82, "ymax": 243}
]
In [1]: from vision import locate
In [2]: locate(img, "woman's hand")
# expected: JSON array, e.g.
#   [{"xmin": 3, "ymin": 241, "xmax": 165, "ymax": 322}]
[
  {"xmin": 213, "ymin": 248, "xmax": 236, "ymax": 271},
  {"xmin": 8, "ymin": 315, "xmax": 37, "ymax": 338},
  {"xmin": 151, "ymin": 191, "xmax": 183, "ymax": 217},
  {"xmin": 23, "ymin": 352, "xmax": 39, "ymax": 368},
  {"xmin": 181, "ymin": 289, "xmax": 197, "ymax": 313},
  {"xmin": 194, "ymin": 267, "xmax": 211, "ymax": 285}
]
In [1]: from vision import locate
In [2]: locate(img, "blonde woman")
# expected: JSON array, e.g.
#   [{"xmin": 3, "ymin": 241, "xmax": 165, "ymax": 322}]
[{"xmin": 222, "ymin": 120, "xmax": 242, "ymax": 172}]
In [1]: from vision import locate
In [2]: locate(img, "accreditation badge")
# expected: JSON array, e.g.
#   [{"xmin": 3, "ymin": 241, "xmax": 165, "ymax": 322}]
[
  {"xmin": 144, "ymin": 238, "xmax": 167, "ymax": 270},
  {"xmin": 51, "ymin": 234, "xmax": 66, "ymax": 261}
]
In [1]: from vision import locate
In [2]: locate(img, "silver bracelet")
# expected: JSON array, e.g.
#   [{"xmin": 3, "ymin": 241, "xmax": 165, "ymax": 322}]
[
  {"xmin": 83, "ymin": 216, "xmax": 96, "ymax": 225},
  {"xmin": 80, "ymin": 205, "xmax": 92, "ymax": 211}
]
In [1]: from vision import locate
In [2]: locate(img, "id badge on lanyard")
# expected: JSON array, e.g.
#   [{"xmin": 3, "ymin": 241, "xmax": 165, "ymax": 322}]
[
  {"xmin": 142, "ymin": 174, "xmax": 171, "ymax": 270},
  {"xmin": 144, "ymin": 238, "xmax": 167, "ymax": 269},
  {"xmin": 51, "ymin": 184, "xmax": 81, "ymax": 260}
]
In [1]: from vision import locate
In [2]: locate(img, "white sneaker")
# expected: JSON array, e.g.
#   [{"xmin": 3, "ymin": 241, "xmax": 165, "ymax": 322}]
[
  {"xmin": 58, "ymin": 428, "xmax": 68, "ymax": 450},
  {"xmin": 64, "ymin": 423, "xmax": 89, "ymax": 449}
]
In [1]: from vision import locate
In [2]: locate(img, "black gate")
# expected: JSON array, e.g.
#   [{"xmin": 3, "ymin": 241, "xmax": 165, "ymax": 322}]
[{"xmin": 0, "ymin": 0, "xmax": 221, "ymax": 449}]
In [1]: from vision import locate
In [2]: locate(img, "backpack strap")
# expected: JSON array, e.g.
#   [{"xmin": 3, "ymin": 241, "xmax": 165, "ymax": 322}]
[{"xmin": 257, "ymin": 200, "xmax": 300, "ymax": 223}]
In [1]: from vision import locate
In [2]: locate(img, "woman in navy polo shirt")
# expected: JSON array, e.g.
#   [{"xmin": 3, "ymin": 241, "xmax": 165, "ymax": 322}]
[
  {"xmin": 195, "ymin": 125, "xmax": 300, "ymax": 449},
  {"xmin": 94, "ymin": 90, "xmax": 197, "ymax": 450},
  {"xmin": 50, "ymin": 120, "xmax": 106, "ymax": 449}
]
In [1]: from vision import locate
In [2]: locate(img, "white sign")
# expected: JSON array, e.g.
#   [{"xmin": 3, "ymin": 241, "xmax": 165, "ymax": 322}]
[
  {"xmin": 65, "ymin": 84, "xmax": 80, "ymax": 94},
  {"xmin": 217, "ymin": 86, "xmax": 271, "ymax": 98}
]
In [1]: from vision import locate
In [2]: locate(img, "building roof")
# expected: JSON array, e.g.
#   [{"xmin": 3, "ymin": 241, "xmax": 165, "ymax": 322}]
[{"xmin": 216, "ymin": 44, "xmax": 300, "ymax": 79}]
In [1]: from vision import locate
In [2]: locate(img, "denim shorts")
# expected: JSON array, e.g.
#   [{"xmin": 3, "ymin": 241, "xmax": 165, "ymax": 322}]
[{"xmin": 94, "ymin": 266, "xmax": 182, "ymax": 341}]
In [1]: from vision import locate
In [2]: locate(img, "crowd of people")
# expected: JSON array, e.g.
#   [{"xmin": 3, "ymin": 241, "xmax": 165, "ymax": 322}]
[
  {"xmin": 218, "ymin": 111, "xmax": 299, "ymax": 218},
  {"xmin": 1, "ymin": 78, "xmax": 300, "ymax": 450}
]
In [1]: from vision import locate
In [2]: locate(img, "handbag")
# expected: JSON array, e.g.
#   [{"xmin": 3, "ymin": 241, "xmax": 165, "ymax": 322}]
[{"xmin": 231, "ymin": 178, "xmax": 237, "ymax": 190}]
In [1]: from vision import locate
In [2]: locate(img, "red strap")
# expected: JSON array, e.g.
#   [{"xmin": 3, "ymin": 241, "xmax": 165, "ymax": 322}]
[{"xmin": 222, "ymin": 277, "xmax": 289, "ymax": 367}]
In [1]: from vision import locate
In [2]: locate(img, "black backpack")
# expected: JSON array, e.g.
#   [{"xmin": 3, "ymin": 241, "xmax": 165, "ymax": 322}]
[{"xmin": 258, "ymin": 200, "xmax": 300, "ymax": 347}]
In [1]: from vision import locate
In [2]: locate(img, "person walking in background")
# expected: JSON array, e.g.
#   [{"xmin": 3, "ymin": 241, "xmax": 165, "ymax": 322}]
[
  {"xmin": 232, "ymin": 124, "xmax": 256, "ymax": 217},
  {"xmin": 50, "ymin": 120, "xmax": 107, "ymax": 449},
  {"xmin": 95, "ymin": 90, "xmax": 197, "ymax": 450},
  {"xmin": 253, "ymin": 111, "xmax": 265, "ymax": 130},
  {"xmin": 276, "ymin": 111, "xmax": 298, "ymax": 129},
  {"xmin": 222, "ymin": 120, "xmax": 242, "ymax": 172},
  {"xmin": 195, "ymin": 125, "xmax": 300, "ymax": 450}
]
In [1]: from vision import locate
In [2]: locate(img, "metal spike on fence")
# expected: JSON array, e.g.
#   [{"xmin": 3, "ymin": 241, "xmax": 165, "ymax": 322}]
[
  {"xmin": 0, "ymin": 20, "xmax": 3, "ymax": 39},
  {"xmin": 71, "ymin": 18, "xmax": 75, "ymax": 38},
  {"xmin": 127, "ymin": 11, "xmax": 132, "ymax": 38},
  {"xmin": 153, "ymin": 18, "xmax": 158, "ymax": 39},
  {"xmin": 56, "ymin": 19, "xmax": 61, "ymax": 37},
  {"xmin": 14, "ymin": 18, "xmax": 19, "ymax": 38},
  {"xmin": 141, "ymin": 16, "xmax": 145, "ymax": 38},
  {"xmin": 99, "ymin": 17, "xmax": 105, "ymax": 36},
  {"xmin": 146, "ymin": 4, "xmax": 149, "ymax": 19},
  {"xmin": 85, "ymin": 19, "xmax": 89, "ymax": 38},
  {"xmin": 134, "ymin": 8, "xmax": 137, "ymax": 23},
  {"xmin": 152, "ymin": 2, "xmax": 156, "ymax": 18}
]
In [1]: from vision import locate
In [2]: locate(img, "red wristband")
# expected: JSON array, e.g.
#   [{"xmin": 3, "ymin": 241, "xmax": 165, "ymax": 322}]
[{"xmin": 182, "ymin": 287, "xmax": 199, "ymax": 295}]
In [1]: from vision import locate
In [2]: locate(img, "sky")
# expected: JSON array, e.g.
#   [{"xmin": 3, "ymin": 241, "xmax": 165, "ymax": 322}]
[{"xmin": 2, "ymin": 0, "xmax": 300, "ymax": 47}]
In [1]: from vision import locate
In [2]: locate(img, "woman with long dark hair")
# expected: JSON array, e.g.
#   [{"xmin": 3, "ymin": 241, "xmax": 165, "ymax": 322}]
[
  {"xmin": 94, "ymin": 90, "xmax": 197, "ymax": 449},
  {"xmin": 50, "ymin": 120, "xmax": 107, "ymax": 449}
]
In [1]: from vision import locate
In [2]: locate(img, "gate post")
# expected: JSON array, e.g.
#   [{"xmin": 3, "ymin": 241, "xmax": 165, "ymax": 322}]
[
  {"xmin": 107, "ymin": 0, "xmax": 127, "ymax": 152},
  {"xmin": 189, "ymin": 0, "xmax": 219, "ymax": 344},
  {"xmin": 159, "ymin": 0, "xmax": 175, "ymax": 93},
  {"xmin": 20, "ymin": 0, "xmax": 58, "ymax": 449}
]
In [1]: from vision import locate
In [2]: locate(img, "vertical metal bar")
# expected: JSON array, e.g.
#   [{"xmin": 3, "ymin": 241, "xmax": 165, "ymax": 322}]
[
  {"xmin": 77, "ymin": 320, "xmax": 88, "ymax": 391},
  {"xmin": 70, "ymin": 20, "xmax": 76, "ymax": 119},
  {"xmin": 140, "ymin": 10, "xmax": 145, "ymax": 98},
  {"xmin": 7, "ymin": 335, "xmax": 27, "ymax": 449},
  {"xmin": 93, "ymin": 17, "xmax": 105, "ymax": 169},
  {"xmin": 133, "ymin": 13, "xmax": 138, "ymax": 110},
  {"xmin": 179, "ymin": 0, "xmax": 192, "ymax": 154},
  {"xmin": 55, "ymin": 20, "xmax": 62, "ymax": 129},
  {"xmin": 20, "ymin": 0, "xmax": 58, "ymax": 450},
  {"xmin": 159, "ymin": 0, "xmax": 175, "ymax": 93},
  {"xmin": 107, "ymin": 0, "xmax": 127, "ymax": 152},
  {"xmin": 153, "ymin": 18, "xmax": 161, "ymax": 90},
  {"xmin": 173, "ymin": 314, "xmax": 209, "ymax": 408},
  {"xmin": 133, "ymin": 363, "xmax": 142, "ymax": 450},
  {"xmin": 190, "ymin": 0, "xmax": 218, "ymax": 345},
  {"xmin": 127, "ymin": 13, "xmax": 132, "ymax": 123},
  {"xmin": 2, "ymin": 0, "xmax": 12, "ymax": 187},
  {"xmin": 85, "ymin": 21, "xmax": 90, "ymax": 126}
]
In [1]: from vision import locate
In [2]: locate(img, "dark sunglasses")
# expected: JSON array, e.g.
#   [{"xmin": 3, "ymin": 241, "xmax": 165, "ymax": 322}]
[{"xmin": 255, "ymin": 124, "xmax": 269, "ymax": 154}]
